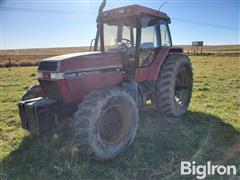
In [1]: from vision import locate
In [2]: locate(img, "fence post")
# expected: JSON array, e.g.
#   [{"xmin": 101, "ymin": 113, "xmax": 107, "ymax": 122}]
[{"xmin": 8, "ymin": 58, "xmax": 12, "ymax": 67}]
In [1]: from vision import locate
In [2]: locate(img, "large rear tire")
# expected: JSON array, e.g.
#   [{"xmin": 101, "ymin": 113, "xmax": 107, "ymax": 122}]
[
  {"xmin": 72, "ymin": 86, "xmax": 139, "ymax": 160},
  {"xmin": 155, "ymin": 53, "xmax": 193, "ymax": 116},
  {"xmin": 22, "ymin": 85, "xmax": 44, "ymax": 101}
]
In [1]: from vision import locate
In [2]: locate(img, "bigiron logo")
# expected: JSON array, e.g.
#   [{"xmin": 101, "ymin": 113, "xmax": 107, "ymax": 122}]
[{"xmin": 180, "ymin": 161, "xmax": 237, "ymax": 179}]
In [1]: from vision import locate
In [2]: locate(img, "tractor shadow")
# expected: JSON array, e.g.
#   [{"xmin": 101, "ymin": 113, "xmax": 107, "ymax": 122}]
[{"xmin": 1, "ymin": 111, "xmax": 240, "ymax": 180}]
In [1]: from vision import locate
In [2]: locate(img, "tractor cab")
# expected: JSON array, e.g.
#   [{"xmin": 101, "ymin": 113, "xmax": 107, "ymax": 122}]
[{"xmin": 93, "ymin": 5, "xmax": 172, "ymax": 79}]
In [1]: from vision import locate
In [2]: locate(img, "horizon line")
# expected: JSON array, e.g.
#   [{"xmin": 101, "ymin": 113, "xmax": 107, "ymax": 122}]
[{"xmin": 1, "ymin": 44, "xmax": 240, "ymax": 51}]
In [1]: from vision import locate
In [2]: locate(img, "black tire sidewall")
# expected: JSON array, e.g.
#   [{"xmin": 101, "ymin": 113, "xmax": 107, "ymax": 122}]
[
  {"xmin": 92, "ymin": 94, "xmax": 138, "ymax": 159},
  {"xmin": 72, "ymin": 87, "xmax": 139, "ymax": 160},
  {"xmin": 171, "ymin": 58, "xmax": 193, "ymax": 115},
  {"xmin": 156, "ymin": 54, "xmax": 193, "ymax": 116}
]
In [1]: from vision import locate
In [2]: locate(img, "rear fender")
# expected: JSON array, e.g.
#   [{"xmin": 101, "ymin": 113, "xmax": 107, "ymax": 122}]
[{"xmin": 135, "ymin": 47, "xmax": 183, "ymax": 82}]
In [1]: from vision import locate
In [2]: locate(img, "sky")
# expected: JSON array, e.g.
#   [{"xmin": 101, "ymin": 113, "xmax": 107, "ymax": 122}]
[{"xmin": 0, "ymin": 0, "xmax": 239, "ymax": 50}]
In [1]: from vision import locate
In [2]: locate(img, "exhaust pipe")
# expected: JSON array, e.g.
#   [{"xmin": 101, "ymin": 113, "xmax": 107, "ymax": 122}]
[
  {"xmin": 98, "ymin": 0, "xmax": 106, "ymax": 52},
  {"xmin": 99, "ymin": 0, "xmax": 106, "ymax": 16}
]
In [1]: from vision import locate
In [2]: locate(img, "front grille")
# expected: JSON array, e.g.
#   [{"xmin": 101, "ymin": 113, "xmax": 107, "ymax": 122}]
[{"xmin": 38, "ymin": 61, "xmax": 58, "ymax": 71}]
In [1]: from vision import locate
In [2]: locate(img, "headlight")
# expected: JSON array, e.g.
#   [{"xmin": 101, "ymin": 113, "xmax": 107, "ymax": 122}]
[
  {"xmin": 37, "ymin": 72, "xmax": 44, "ymax": 79},
  {"xmin": 49, "ymin": 72, "xmax": 64, "ymax": 80},
  {"xmin": 37, "ymin": 72, "xmax": 64, "ymax": 80}
]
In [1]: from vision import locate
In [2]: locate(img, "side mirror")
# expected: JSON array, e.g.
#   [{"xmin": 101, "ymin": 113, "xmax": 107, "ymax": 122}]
[{"xmin": 90, "ymin": 39, "xmax": 96, "ymax": 52}]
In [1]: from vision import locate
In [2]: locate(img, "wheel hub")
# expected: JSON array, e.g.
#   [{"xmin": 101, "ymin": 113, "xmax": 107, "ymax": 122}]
[{"xmin": 100, "ymin": 108, "xmax": 124, "ymax": 144}]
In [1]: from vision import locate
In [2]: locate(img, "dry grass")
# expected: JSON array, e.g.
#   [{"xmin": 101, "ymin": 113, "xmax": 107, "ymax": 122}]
[
  {"xmin": 0, "ymin": 47, "xmax": 89, "ymax": 67},
  {"xmin": 176, "ymin": 45, "xmax": 240, "ymax": 55},
  {"xmin": 1, "ymin": 45, "xmax": 239, "ymax": 67}
]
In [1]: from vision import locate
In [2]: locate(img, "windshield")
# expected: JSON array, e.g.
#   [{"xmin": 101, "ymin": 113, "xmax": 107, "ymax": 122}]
[{"xmin": 103, "ymin": 23, "xmax": 136, "ymax": 52}]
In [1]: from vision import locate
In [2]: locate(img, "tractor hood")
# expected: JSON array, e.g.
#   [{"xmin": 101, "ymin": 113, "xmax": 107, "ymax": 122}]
[
  {"xmin": 37, "ymin": 51, "xmax": 124, "ymax": 103},
  {"xmin": 38, "ymin": 51, "xmax": 123, "ymax": 73}
]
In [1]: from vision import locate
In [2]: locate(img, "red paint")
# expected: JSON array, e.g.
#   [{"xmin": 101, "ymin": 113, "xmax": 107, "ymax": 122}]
[
  {"xmin": 58, "ymin": 52, "xmax": 122, "ymax": 72},
  {"xmin": 39, "ymin": 48, "xmax": 182, "ymax": 103},
  {"xmin": 39, "ymin": 80, "xmax": 73, "ymax": 103},
  {"xmin": 40, "ymin": 72, "xmax": 123, "ymax": 103},
  {"xmin": 66, "ymin": 71, "xmax": 123, "ymax": 102},
  {"xmin": 103, "ymin": 5, "xmax": 170, "ymax": 22},
  {"xmin": 39, "ymin": 52, "xmax": 123, "ymax": 103},
  {"xmin": 135, "ymin": 47, "xmax": 182, "ymax": 82}
]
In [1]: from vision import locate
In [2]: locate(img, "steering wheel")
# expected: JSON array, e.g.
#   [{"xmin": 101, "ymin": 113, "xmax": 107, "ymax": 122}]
[
  {"xmin": 116, "ymin": 38, "xmax": 132, "ymax": 51},
  {"xmin": 120, "ymin": 38, "xmax": 132, "ymax": 45}
]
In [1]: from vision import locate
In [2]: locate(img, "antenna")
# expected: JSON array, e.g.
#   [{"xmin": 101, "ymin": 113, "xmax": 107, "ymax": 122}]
[{"xmin": 159, "ymin": 1, "xmax": 168, "ymax": 11}]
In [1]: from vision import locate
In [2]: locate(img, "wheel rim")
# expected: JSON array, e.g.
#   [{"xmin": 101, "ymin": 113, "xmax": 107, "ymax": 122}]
[
  {"xmin": 99, "ymin": 107, "xmax": 126, "ymax": 145},
  {"xmin": 174, "ymin": 64, "xmax": 192, "ymax": 107}
]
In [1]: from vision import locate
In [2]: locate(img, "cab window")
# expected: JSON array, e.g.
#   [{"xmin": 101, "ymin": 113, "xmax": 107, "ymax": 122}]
[
  {"xmin": 139, "ymin": 16, "xmax": 160, "ymax": 67},
  {"xmin": 160, "ymin": 21, "xmax": 171, "ymax": 46}
]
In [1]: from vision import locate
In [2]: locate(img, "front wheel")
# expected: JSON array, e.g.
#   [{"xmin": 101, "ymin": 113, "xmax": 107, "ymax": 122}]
[
  {"xmin": 72, "ymin": 86, "xmax": 139, "ymax": 160},
  {"xmin": 155, "ymin": 54, "xmax": 193, "ymax": 116},
  {"xmin": 22, "ymin": 84, "xmax": 44, "ymax": 101}
]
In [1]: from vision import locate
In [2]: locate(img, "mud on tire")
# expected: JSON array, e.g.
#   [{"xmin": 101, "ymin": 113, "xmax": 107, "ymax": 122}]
[
  {"xmin": 72, "ymin": 86, "xmax": 139, "ymax": 160},
  {"xmin": 155, "ymin": 53, "xmax": 193, "ymax": 116}
]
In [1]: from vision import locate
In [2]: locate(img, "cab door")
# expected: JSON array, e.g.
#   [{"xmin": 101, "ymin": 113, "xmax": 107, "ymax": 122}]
[
  {"xmin": 135, "ymin": 16, "xmax": 173, "ymax": 82},
  {"xmin": 135, "ymin": 15, "xmax": 160, "ymax": 81},
  {"xmin": 138, "ymin": 15, "xmax": 160, "ymax": 67}
]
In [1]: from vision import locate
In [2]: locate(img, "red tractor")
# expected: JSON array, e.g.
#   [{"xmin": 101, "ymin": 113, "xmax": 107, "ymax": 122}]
[{"xmin": 18, "ymin": 1, "xmax": 193, "ymax": 160}]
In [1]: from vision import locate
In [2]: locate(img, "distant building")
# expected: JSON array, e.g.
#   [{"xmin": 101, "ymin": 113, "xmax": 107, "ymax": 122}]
[
  {"xmin": 191, "ymin": 41, "xmax": 204, "ymax": 54},
  {"xmin": 192, "ymin": 41, "xmax": 203, "ymax": 46}
]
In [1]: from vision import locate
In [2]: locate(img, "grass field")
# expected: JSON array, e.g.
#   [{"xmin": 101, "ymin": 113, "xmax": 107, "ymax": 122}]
[{"xmin": 0, "ymin": 55, "xmax": 240, "ymax": 179}]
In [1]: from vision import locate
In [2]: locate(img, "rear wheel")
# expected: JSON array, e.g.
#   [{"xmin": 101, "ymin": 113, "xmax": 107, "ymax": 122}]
[
  {"xmin": 72, "ymin": 86, "xmax": 138, "ymax": 160},
  {"xmin": 155, "ymin": 53, "xmax": 193, "ymax": 116},
  {"xmin": 22, "ymin": 85, "xmax": 44, "ymax": 101}
]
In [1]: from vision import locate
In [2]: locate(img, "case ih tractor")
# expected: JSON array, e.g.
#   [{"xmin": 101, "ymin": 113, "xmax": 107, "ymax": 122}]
[{"xmin": 18, "ymin": 1, "xmax": 193, "ymax": 160}]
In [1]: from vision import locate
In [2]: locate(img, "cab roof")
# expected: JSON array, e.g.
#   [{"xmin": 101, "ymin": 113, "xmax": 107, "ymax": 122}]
[{"xmin": 102, "ymin": 4, "xmax": 170, "ymax": 22}]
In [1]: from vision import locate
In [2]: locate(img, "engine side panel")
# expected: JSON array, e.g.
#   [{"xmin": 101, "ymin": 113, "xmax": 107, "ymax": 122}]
[
  {"xmin": 39, "ymin": 80, "xmax": 72, "ymax": 102},
  {"xmin": 66, "ymin": 71, "xmax": 123, "ymax": 102}
]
